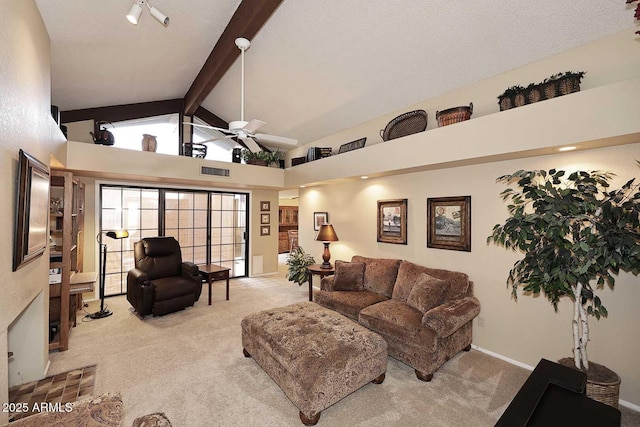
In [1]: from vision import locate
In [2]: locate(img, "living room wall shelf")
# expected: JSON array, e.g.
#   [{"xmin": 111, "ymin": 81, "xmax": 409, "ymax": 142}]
[{"xmin": 284, "ymin": 77, "xmax": 640, "ymax": 188}]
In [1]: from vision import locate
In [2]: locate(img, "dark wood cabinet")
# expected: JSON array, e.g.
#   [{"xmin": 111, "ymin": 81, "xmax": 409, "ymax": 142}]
[{"xmin": 278, "ymin": 206, "xmax": 298, "ymax": 253}]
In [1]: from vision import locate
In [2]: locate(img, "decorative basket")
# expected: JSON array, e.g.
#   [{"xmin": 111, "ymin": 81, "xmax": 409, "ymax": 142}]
[
  {"xmin": 380, "ymin": 109, "xmax": 428, "ymax": 141},
  {"xmin": 558, "ymin": 358, "xmax": 620, "ymax": 409},
  {"xmin": 436, "ymin": 103, "xmax": 473, "ymax": 127},
  {"xmin": 586, "ymin": 363, "xmax": 621, "ymax": 409},
  {"xmin": 498, "ymin": 72, "xmax": 585, "ymax": 111}
]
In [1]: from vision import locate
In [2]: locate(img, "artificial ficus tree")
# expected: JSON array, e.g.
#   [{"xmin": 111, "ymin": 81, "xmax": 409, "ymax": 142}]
[{"xmin": 488, "ymin": 167, "xmax": 640, "ymax": 371}]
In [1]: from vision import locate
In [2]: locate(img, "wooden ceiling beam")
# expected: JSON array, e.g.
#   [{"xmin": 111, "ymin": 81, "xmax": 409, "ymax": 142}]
[
  {"xmin": 194, "ymin": 106, "xmax": 228, "ymax": 129},
  {"xmin": 182, "ymin": 0, "xmax": 284, "ymax": 116},
  {"xmin": 60, "ymin": 99, "xmax": 184, "ymax": 124}
]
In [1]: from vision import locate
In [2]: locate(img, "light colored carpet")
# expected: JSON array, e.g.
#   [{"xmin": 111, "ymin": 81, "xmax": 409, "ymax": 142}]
[{"xmin": 47, "ymin": 266, "xmax": 640, "ymax": 426}]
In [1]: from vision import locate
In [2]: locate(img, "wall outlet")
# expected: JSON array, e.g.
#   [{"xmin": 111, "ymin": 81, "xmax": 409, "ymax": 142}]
[{"xmin": 477, "ymin": 316, "xmax": 485, "ymax": 327}]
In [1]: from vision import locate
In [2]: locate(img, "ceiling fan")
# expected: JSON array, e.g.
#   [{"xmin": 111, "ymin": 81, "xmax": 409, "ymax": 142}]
[{"xmin": 187, "ymin": 37, "xmax": 297, "ymax": 153}]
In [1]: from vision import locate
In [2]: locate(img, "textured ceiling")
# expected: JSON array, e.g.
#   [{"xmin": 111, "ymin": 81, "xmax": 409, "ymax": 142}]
[{"xmin": 37, "ymin": 0, "xmax": 635, "ymax": 146}]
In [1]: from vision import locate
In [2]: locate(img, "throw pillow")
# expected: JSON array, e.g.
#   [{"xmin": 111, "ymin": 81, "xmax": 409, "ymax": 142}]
[
  {"xmin": 406, "ymin": 273, "xmax": 449, "ymax": 313},
  {"xmin": 333, "ymin": 260, "xmax": 366, "ymax": 291}
]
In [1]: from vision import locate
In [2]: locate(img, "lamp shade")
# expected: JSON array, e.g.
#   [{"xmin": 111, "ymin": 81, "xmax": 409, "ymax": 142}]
[
  {"xmin": 315, "ymin": 224, "xmax": 338, "ymax": 242},
  {"xmin": 106, "ymin": 230, "xmax": 129, "ymax": 239}
]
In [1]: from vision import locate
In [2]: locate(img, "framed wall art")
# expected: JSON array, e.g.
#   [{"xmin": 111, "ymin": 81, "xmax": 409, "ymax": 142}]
[
  {"xmin": 260, "ymin": 213, "xmax": 270, "ymax": 224},
  {"xmin": 427, "ymin": 196, "xmax": 471, "ymax": 252},
  {"xmin": 13, "ymin": 149, "xmax": 50, "ymax": 271},
  {"xmin": 260, "ymin": 201, "xmax": 270, "ymax": 211},
  {"xmin": 313, "ymin": 212, "xmax": 328, "ymax": 231},
  {"xmin": 260, "ymin": 225, "xmax": 270, "ymax": 236},
  {"xmin": 377, "ymin": 199, "xmax": 407, "ymax": 245}
]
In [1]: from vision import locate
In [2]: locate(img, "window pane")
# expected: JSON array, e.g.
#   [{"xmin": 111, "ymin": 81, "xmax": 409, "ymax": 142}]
[
  {"xmin": 194, "ymin": 229, "xmax": 207, "ymax": 246},
  {"xmin": 194, "ymin": 210, "xmax": 207, "ymax": 228},
  {"xmin": 141, "ymin": 211, "xmax": 158, "ymax": 230},
  {"xmin": 179, "ymin": 193, "xmax": 194, "ymax": 209},
  {"xmin": 195, "ymin": 193, "xmax": 208, "ymax": 210},
  {"xmin": 165, "ymin": 210, "xmax": 179, "ymax": 228},
  {"xmin": 102, "ymin": 188, "xmax": 122, "ymax": 209},
  {"xmin": 179, "ymin": 212, "xmax": 194, "ymax": 228},
  {"xmin": 141, "ymin": 190, "xmax": 159, "ymax": 209}
]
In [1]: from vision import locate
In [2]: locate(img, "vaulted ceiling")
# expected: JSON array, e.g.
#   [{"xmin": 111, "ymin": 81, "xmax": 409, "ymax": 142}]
[{"xmin": 36, "ymin": 0, "xmax": 635, "ymax": 147}]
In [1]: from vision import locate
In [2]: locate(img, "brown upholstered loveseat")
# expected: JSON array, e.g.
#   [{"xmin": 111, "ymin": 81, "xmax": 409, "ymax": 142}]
[{"xmin": 314, "ymin": 256, "xmax": 480, "ymax": 382}]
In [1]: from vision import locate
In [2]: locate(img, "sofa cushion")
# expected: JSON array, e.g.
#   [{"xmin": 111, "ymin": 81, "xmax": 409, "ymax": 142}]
[
  {"xmin": 152, "ymin": 276, "xmax": 199, "ymax": 301},
  {"xmin": 393, "ymin": 261, "xmax": 470, "ymax": 302},
  {"xmin": 359, "ymin": 299, "xmax": 438, "ymax": 353},
  {"xmin": 333, "ymin": 260, "xmax": 366, "ymax": 291},
  {"xmin": 314, "ymin": 289, "xmax": 388, "ymax": 320},
  {"xmin": 406, "ymin": 273, "xmax": 449, "ymax": 313},
  {"xmin": 352, "ymin": 256, "xmax": 402, "ymax": 298}
]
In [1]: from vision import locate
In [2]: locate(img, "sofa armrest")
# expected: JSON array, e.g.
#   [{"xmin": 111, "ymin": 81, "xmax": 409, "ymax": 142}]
[
  {"xmin": 320, "ymin": 276, "xmax": 335, "ymax": 291},
  {"xmin": 127, "ymin": 268, "xmax": 149, "ymax": 285},
  {"xmin": 421, "ymin": 296, "xmax": 481, "ymax": 338},
  {"xmin": 181, "ymin": 261, "xmax": 201, "ymax": 281},
  {"xmin": 126, "ymin": 269, "xmax": 154, "ymax": 316}
]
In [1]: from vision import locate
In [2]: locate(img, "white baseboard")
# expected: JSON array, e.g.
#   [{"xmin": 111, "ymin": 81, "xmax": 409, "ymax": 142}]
[
  {"xmin": 471, "ymin": 345, "xmax": 639, "ymax": 411},
  {"xmin": 43, "ymin": 359, "xmax": 51, "ymax": 377},
  {"xmin": 472, "ymin": 345, "xmax": 534, "ymax": 371}
]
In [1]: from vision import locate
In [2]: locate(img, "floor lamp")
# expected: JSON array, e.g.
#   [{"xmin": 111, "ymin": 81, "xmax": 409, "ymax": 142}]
[{"xmin": 89, "ymin": 230, "xmax": 129, "ymax": 319}]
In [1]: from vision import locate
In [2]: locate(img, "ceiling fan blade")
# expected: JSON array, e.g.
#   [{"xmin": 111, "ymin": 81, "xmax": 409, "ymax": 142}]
[
  {"xmin": 253, "ymin": 133, "xmax": 298, "ymax": 147},
  {"xmin": 242, "ymin": 119, "xmax": 266, "ymax": 134},
  {"xmin": 184, "ymin": 122, "xmax": 234, "ymax": 134},
  {"xmin": 197, "ymin": 135, "xmax": 234, "ymax": 144},
  {"xmin": 240, "ymin": 136, "xmax": 262, "ymax": 153}
]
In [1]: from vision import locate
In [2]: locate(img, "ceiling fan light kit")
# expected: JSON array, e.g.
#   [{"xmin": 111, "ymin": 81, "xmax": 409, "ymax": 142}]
[
  {"xmin": 126, "ymin": 0, "xmax": 169, "ymax": 27},
  {"xmin": 184, "ymin": 37, "xmax": 297, "ymax": 153}
]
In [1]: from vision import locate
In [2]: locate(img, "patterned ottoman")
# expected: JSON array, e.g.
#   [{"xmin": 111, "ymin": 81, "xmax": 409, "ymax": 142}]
[{"xmin": 241, "ymin": 301, "xmax": 387, "ymax": 425}]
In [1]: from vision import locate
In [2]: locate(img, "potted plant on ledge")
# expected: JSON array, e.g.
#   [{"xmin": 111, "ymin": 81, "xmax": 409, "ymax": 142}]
[
  {"xmin": 240, "ymin": 149, "xmax": 283, "ymax": 167},
  {"xmin": 488, "ymin": 166, "xmax": 640, "ymax": 407}
]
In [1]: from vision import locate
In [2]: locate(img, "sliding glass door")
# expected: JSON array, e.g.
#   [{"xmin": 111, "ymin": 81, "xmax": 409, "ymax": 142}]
[{"xmin": 100, "ymin": 185, "xmax": 248, "ymax": 296}]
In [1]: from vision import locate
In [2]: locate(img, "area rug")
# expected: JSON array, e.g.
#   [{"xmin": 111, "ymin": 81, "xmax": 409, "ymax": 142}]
[{"xmin": 7, "ymin": 364, "xmax": 96, "ymax": 422}]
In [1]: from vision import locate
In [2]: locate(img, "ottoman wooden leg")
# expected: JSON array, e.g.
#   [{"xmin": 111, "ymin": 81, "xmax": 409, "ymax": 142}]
[
  {"xmin": 243, "ymin": 348, "xmax": 251, "ymax": 358},
  {"xmin": 372, "ymin": 372, "xmax": 385, "ymax": 384},
  {"xmin": 299, "ymin": 411, "xmax": 320, "ymax": 426},
  {"xmin": 463, "ymin": 343, "xmax": 472, "ymax": 352},
  {"xmin": 415, "ymin": 370, "xmax": 433, "ymax": 382}
]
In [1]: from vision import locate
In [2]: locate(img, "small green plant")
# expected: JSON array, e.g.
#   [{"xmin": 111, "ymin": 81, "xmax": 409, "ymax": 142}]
[
  {"xmin": 488, "ymin": 166, "xmax": 640, "ymax": 371},
  {"xmin": 240, "ymin": 149, "xmax": 282, "ymax": 166},
  {"xmin": 285, "ymin": 246, "xmax": 316, "ymax": 286}
]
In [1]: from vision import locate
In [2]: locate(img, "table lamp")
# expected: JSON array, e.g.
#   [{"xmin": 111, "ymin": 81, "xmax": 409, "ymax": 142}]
[{"xmin": 315, "ymin": 224, "xmax": 339, "ymax": 269}]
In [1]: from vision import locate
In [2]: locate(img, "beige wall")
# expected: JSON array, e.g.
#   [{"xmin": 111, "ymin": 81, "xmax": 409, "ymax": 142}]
[
  {"xmin": 0, "ymin": 0, "xmax": 66, "ymax": 422},
  {"xmin": 298, "ymin": 143, "xmax": 640, "ymax": 406},
  {"xmin": 250, "ymin": 190, "xmax": 280, "ymax": 275}
]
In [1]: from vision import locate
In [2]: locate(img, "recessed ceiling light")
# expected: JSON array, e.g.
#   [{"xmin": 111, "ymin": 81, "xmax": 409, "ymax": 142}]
[
  {"xmin": 361, "ymin": 176, "xmax": 368, "ymax": 179},
  {"xmin": 558, "ymin": 146, "xmax": 577, "ymax": 152},
  {"xmin": 300, "ymin": 185, "xmax": 306, "ymax": 188}
]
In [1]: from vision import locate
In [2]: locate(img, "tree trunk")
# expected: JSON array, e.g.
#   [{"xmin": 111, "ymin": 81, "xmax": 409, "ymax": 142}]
[
  {"xmin": 572, "ymin": 283, "xmax": 581, "ymax": 369},
  {"xmin": 572, "ymin": 282, "xmax": 590, "ymax": 370}
]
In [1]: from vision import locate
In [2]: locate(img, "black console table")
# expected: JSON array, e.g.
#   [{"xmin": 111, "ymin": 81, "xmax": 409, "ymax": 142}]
[{"xmin": 496, "ymin": 358, "xmax": 621, "ymax": 427}]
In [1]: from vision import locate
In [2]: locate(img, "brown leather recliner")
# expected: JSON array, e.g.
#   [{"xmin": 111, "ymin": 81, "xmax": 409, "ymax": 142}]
[{"xmin": 127, "ymin": 237, "xmax": 202, "ymax": 317}]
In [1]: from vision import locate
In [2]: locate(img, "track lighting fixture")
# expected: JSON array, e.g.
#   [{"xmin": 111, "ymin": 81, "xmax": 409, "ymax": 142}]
[{"xmin": 126, "ymin": 0, "xmax": 169, "ymax": 26}]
